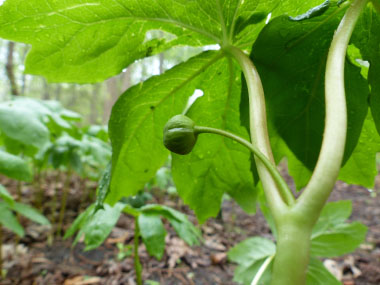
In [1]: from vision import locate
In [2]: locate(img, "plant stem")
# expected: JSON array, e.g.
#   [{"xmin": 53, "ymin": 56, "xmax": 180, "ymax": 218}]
[
  {"xmin": 271, "ymin": 220, "xmax": 312, "ymax": 285},
  {"xmin": 195, "ymin": 126, "xmax": 294, "ymax": 206},
  {"xmin": 296, "ymin": 0, "xmax": 369, "ymax": 226},
  {"xmin": 57, "ymin": 169, "xmax": 72, "ymax": 237},
  {"xmin": 225, "ymin": 45, "xmax": 288, "ymax": 219},
  {"xmin": 134, "ymin": 218, "xmax": 143, "ymax": 285}
]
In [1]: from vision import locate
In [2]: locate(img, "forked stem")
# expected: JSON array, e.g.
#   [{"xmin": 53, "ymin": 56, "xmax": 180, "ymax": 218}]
[{"xmin": 271, "ymin": 1, "xmax": 368, "ymax": 284}]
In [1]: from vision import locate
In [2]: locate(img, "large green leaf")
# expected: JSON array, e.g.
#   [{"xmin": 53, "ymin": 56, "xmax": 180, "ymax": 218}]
[
  {"xmin": 108, "ymin": 51, "xmax": 222, "ymax": 204},
  {"xmin": 172, "ymin": 57, "xmax": 257, "ymax": 222},
  {"xmin": 0, "ymin": 149, "xmax": 32, "ymax": 182},
  {"xmin": 138, "ymin": 213, "xmax": 166, "ymax": 260},
  {"xmin": 250, "ymin": 4, "xmax": 369, "ymax": 189},
  {"xmin": 0, "ymin": 0, "xmax": 326, "ymax": 83},
  {"xmin": 0, "ymin": 0, "xmax": 224, "ymax": 83},
  {"xmin": 351, "ymin": 5, "xmax": 380, "ymax": 135}
]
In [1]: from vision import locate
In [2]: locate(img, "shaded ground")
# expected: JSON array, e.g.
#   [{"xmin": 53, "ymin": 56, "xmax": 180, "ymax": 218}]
[{"xmin": 0, "ymin": 173, "xmax": 379, "ymax": 285}]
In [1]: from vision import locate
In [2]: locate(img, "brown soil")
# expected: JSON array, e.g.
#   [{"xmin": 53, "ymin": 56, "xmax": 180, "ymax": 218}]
[{"xmin": 0, "ymin": 173, "xmax": 379, "ymax": 285}]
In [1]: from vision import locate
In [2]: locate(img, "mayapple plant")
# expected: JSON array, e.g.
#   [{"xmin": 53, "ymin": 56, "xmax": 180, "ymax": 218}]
[{"xmin": 0, "ymin": 0, "xmax": 379, "ymax": 284}]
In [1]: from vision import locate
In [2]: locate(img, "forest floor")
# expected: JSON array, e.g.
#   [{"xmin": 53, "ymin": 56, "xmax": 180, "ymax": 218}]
[{"xmin": 0, "ymin": 172, "xmax": 379, "ymax": 285}]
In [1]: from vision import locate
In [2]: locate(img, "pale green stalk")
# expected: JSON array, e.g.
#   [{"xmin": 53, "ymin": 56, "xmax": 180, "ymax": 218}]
[
  {"xmin": 224, "ymin": 46, "xmax": 289, "ymax": 219},
  {"xmin": 295, "ymin": 0, "xmax": 369, "ymax": 226}
]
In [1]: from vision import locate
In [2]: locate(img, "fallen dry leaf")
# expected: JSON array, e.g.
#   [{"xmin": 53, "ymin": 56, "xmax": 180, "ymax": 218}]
[{"xmin": 64, "ymin": 276, "xmax": 101, "ymax": 285}]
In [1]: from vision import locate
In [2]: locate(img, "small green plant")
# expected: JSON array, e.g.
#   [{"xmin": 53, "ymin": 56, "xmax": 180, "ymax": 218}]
[
  {"xmin": 0, "ymin": 185, "xmax": 50, "ymax": 276},
  {"xmin": 116, "ymin": 243, "xmax": 133, "ymax": 261},
  {"xmin": 1, "ymin": 0, "xmax": 379, "ymax": 284},
  {"xmin": 65, "ymin": 195, "xmax": 200, "ymax": 284}
]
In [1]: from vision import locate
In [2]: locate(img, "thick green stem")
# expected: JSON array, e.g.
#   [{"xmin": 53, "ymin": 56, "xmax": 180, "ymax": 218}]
[
  {"xmin": 296, "ymin": 0, "xmax": 368, "ymax": 225},
  {"xmin": 271, "ymin": 219, "xmax": 313, "ymax": 285},
  {"xmin": 195, "ymin": 126, "xmax": 294, "ymax": 206},
  {"xmin": 57, "ymin": 169, "xmax": 72, "ymax": 237},
  {"xmin": 225, "ymin": 46, "xmax": 288, "ymax": 219},
  {"xmin": 134, "ymin": 219, "xmax": 143, "ymax": 285}
]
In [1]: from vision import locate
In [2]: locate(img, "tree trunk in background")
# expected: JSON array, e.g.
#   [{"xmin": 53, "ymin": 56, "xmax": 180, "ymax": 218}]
[
  {"xmin": 159, "ymin": 52, "xmax": 165, "ymax": 75},
  {"xmin": 68, "ymin": 85, "xmax": 78, "ymax": 108},
  {"xmin": 121, "ymin": 67, "xmax": 132, "ymax": 92},
  {"xmin": 103, "ymin": 77, "xmax": 118, "ymax": 123},
  {"xmin": 6, "ymin": 41, "xmax": 19, "ymax": 96},
  {"xmin": 42, "ymin": 79, "xmax": 50, "ymax": 100},
  {"xmin": 20, "ymin": 44, "xmax": 29, "ymax": 95},
  {"xmin": 102, "ymin": 68, "xmax": 132, "ymax": 123},
  {"xmin": 55, "ymin": 84, "xmax": 62, "ymax": 101},
  {"xmin": 90, "ymin": 84, "xmax": 100, "ymax": 124}
]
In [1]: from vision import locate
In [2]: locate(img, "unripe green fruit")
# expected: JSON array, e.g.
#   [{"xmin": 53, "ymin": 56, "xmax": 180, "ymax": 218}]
[{"xmin": 163, "ymin": 115, "xmax": 197, "ymax": 155}]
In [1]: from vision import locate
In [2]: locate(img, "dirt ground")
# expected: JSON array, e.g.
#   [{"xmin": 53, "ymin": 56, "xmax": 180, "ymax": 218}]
[{"xmin": 0, "ymin": 173, "xmax": 379, "ymax": 285}]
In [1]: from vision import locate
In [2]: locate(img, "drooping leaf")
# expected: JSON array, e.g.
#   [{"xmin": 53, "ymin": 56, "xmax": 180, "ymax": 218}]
[
  {"xmin": 65, "ymin": 203, "xmax": 125, "ymax": 251},
  {"xmin": 172, "ymin": 57, "xmax": 257, "ymax": 223},
  {"xmin": 108, "ymin": 51, "xmax": 223, "ymax": 204},
  {"xmin": 141, "ymin": 204, "xmax": 201, "ymax": 246},
  {"xmin": 0, "ymin": 184, "xmax": 14, "ymax": 206},
  {"xmin": 95, "ymin": 162, "xmax": 112, "ymax": 211},
  {"xmin": 11, "ymin": 202, "xmax": 50, "ymax": 226},
  {"xmin": 0, "ymin": 202, "xmax": 24, "ymax": 237},
  {"xmin": 64, "ymin": 204, "xmax": 95, "ymax": 240},
  {"xmin": 0, "ymin": 149, "xmax": 32, "ymax": 182},
  {"xmin": 250, "ymin": 4, "xmax": 369, "ymax": 189},
  {"xmin": 306, "ymin": 257, "xmax": 340, "ymax": 285},
  {"xmin": 138, "ymin": 213, "xmax": 167, "ymax": 260},
  {"xmin": 228, "ymin": 237, "xmax": 276, "ymax": 285}
]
